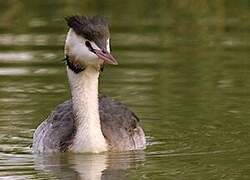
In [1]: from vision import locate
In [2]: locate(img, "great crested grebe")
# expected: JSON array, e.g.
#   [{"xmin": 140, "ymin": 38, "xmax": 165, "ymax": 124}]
[{"xmin": 32, "ymin": 16, "xmax": 146, "ymax": 153}]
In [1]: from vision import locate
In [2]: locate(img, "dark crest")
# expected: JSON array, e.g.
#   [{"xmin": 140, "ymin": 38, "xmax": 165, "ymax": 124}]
[{"xmin": 65, "ymin": 16, "xmax": 110, "ymax": 50}]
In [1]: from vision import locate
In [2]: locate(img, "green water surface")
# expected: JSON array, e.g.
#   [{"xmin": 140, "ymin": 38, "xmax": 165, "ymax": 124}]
[{"xmin": 0, "ymin": 0, "xmax": 250, "ymax": 179}]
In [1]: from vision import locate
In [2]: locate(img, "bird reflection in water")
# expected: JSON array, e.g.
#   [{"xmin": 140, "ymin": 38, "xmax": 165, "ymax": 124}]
[{"xmin": 34, "ymin": 151, "xmax": 145, "ymax": 180}]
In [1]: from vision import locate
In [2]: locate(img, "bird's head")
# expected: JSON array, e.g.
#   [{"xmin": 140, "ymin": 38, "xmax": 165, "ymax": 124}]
[{"xmin": 64, "ymin": 16, "xmax": 118, "ymax": 72}]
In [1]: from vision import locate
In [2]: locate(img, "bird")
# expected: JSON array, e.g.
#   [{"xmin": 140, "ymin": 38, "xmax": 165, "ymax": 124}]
[{"xmin": 32, "ymin": 16, "xmax": 146, "ymax": 153}]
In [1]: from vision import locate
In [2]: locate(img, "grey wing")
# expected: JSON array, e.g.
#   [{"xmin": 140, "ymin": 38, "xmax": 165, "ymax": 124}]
[
  {"xmin": 99, "ymin": 95, "xmax": 146, "ymax": 151},
  {"xmin": 32, "ymin": 100, "xmax": 75, "ymax": 153}
]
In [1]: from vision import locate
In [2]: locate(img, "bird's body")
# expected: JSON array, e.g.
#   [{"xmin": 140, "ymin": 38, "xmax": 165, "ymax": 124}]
[
  {"xmin": 32, "ymin": 16, "xmax": 146, "ymax": 153},
  {"xmin": 33, "ymin": 95, "xmax": 145, "ymax": 153}
]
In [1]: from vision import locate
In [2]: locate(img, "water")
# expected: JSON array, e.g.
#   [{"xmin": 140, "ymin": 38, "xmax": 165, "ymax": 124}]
[{"xmin": 0, "ymin": 0, "xmax": 250, "ymax": 179}]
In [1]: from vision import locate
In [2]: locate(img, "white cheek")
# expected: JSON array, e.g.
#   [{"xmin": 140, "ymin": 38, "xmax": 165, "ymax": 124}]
[
  {"xmin": 65, "ymin": 29, "xmax": 105, "ymax": 65},
  {"xmin": 72, "ymin": 43, "xmax": 97, "ymax": 62},
  {"xmin": 65, "ymin": 29, "xmax": 97, "ymax": 58}
]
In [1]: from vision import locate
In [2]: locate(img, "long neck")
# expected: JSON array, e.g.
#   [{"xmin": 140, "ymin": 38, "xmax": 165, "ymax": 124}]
[{"xmin": 67, "ymin": 66, "xmax": 107, "ymax": 153}]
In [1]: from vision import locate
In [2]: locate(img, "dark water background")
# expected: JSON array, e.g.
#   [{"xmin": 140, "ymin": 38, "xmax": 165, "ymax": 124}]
[{"xmin": 0, "ymin": 0, "xmax": 250, "ymax": 179}]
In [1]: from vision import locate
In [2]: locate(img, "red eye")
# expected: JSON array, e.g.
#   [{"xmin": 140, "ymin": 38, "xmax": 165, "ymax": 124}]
[
  {"xmin": 85, "ymin": 41, "xmax": 94, "ymax": 52},
  {"xmin": 85, "ymin": 41, "xmax": 91, "ymax": 47}
]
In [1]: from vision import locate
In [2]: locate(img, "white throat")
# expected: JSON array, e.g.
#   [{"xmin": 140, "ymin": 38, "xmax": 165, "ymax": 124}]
[{"xmin": 67, "ymin": 66, "xmax": 107, "ymax": 153}]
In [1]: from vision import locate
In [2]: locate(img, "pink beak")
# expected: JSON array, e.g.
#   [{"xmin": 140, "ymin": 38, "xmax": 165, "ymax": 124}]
[{"xmin": 94, "ymin": 49, "xmax": 118, "ymax": 65}]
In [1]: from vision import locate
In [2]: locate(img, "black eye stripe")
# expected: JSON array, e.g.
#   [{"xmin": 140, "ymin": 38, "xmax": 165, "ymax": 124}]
[{"xmin": 85, "ymin": 41, "xmax": 95, "ymax": 52}]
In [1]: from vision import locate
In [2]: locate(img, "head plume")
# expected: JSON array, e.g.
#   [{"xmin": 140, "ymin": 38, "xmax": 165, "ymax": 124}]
[{"xmin": 65, "ymin": 16, "xmax": 110, "ymax": 49}]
